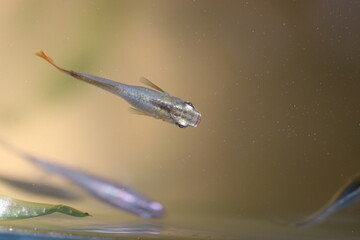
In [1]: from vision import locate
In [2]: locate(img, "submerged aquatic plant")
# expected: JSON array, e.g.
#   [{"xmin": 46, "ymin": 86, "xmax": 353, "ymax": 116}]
[{"xmin": 0, "ymin": 195, "xmax": 89, "ymax": 220}]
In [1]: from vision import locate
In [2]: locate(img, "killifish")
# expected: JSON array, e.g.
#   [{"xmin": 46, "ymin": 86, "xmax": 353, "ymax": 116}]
[
  {"xmin": 0, "ymin": 140, "xmax": 164, "ymax": 218},
  {"xmin": 0, "ymin": 195, "xmax": 89, "ymax": 220},
  {"xmin": 295, "ymin": 174, "xmax": 360, "ymax": 227},
  {"xmin": 35, "ymin": 51, "xmax": 201, "ymax": 128}
]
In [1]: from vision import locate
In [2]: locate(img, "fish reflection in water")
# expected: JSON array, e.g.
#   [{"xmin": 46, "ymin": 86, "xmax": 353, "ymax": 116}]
[
  {"xmin": 80, "ymin": 222, "xmax": 162, "ymax": 235},
  {"xmin": 0, "ymin": 140, "xmax": 164, "ymax": 218},
  {"xmin": 35, "ymin": 51, "xmax": 201, "ymax": 128},
  {"xmin": 0, "ymin": 175, "xmax": 80, "ymax": 200},
  {"xmin": 295, "ymin": 174, "xmax": 360, "ymax": 227}
]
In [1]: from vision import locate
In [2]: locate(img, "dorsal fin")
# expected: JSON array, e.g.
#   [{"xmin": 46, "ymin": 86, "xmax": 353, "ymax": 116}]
[{"xmin": 139, "ymin": 77, "xmax": 165, "ymax": 93}]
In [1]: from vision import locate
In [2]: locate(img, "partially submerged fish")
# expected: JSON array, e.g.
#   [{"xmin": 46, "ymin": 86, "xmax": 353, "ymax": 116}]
[
  {"xmin": 295, "ymin": 174, "xmax": 360, "ymax": 227},
  {"xmin": 0, "ymin": 195, "xmax": 89, "ymax": 220},
  {"xmin": 0, "ymin": 140, "xmax": 164, "ymax": 218},
  {"xmin": 0, "ymin": 175, "xmax": 80, "ymax": 200},
  {"xmin": 35, "ymin": 51, "xmax": 201, "ymax": 128}
]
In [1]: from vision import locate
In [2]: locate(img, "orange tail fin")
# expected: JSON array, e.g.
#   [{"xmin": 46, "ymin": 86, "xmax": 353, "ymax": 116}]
[{"xmin": 35, "ymin": 51, "xmax": 66, "ymax": 72}]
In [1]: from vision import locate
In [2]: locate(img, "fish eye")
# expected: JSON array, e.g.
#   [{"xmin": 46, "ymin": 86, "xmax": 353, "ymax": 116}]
[
  {"xmin": 176, "ymin": 122, "xmax": 187, "ymax": 128},
  {"xmin": 185, "ymin": 101, "xmax": 194, "ymax": 108},
  {"xmin": 176, "ymin": 119, "xmax": 188, "ymax": 128}
]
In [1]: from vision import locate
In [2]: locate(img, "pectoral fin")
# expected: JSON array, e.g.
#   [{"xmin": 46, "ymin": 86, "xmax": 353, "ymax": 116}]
[
  {"xmin": 139, "ymin": 77, "xmax": 166, "ymax": 93},
  {"xmin": 128, "ymin": 107, "xmax": 153, "ymax": 117}
]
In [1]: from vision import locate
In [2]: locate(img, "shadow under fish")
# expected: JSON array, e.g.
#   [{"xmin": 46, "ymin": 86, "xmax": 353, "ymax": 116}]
[
  {"xmin": 0, "ymin": 175, "xmax": 80, "ymax": 200},
  {"xmin": 294, "ymin": 174, "xmax": 360, "ymax": 227},
  {"xmin": 0, "ymin": 140, "xmax": 164, "ymax": 219}
]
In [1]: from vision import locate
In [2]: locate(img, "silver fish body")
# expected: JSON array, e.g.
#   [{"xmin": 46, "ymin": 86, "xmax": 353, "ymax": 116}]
[
  {"xmin": 36, "ymin": 51, "xmax": 201, "ymax": 128},
  {"xmin": 30, "ymin": 157, "xmax": 164, "ymax": 218},
  {"xmin": 117, "ymin": 84, "xmax": 201, "ymax": 128},
  {"xmin": 0, "ymin": 141, "xmax": 164, "ymax": 218},
  {"xmin": 295, "ymin": 174, "xmax": 360, "ymax": 227}
]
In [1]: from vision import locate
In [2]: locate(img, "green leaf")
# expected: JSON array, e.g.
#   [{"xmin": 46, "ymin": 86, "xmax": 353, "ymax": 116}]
[{"xmin": 0, "ymin": 195, "xmax": 89, "ymax": 220}]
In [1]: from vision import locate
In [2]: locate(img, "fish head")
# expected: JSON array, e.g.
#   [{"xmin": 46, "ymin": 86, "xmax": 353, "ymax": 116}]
[
  {"xmin": 121, "ymin": 196, "xmax": 165, "ymax": 218},
  {"xmin": 102, "ymin": 186, "xmax": 166, "ymax": 218},
  {"xmin": 170, "ymin": 99, "xmax": 201, "ymax": 128},
  {"xmin": 136, "ymin": 200, "xmax": 165, "ymax": 218}
]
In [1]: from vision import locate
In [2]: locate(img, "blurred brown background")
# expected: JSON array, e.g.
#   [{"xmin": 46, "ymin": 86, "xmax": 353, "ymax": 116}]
[{"xmin": 0, "ymin": 0, "xmax": 359, "ymax": 224}]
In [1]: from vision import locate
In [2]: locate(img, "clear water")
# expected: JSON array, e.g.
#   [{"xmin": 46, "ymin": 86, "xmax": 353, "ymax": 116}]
[
  {"xmin": 0, "ymin": 1, "xmax": 359, "ymax": 239},
  {"xmin": 1, "ymin": 214, "xmax": 360, "ymax": 239}
]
